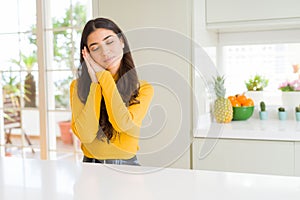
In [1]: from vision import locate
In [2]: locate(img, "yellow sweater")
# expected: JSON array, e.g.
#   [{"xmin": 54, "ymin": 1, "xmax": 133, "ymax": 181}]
[{"xmin": 70, "ymin": 70, "xmax": 154, "ymax": 159}]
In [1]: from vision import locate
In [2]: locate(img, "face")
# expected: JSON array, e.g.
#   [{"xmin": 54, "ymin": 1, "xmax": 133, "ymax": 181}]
[{"xmin": 87, "ymin": 28, "xmax": 124, "ymax": 73}]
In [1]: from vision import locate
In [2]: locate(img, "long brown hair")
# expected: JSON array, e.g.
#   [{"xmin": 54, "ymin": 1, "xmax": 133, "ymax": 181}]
[{"xmin": 77, "ymin": 18, "xmax": 139, "ymax": 141}]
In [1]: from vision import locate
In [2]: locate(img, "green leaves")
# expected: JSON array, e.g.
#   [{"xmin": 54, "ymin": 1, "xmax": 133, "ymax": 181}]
[
  {"xmin": 213, "ymin": 75, "xmax": 226, "ymax": 98},
  {"xmin": 245, "ymin": 74, "xmax": 269, "ymax": 91}
]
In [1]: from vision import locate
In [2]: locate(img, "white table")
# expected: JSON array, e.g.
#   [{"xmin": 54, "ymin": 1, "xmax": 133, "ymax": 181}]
[{"xmin": 0, "ymin": 157, "xmax": 300, "ymax": 200}]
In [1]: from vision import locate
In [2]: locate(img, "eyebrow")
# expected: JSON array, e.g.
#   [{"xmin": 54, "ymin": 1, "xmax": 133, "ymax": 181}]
[
  {"xmin": 88, "ymin": 35, "xmax": 113, "ymax": 48},
  {"xmin": 103, "ymin": 35, "xmax": 113, "ymax": 41}
]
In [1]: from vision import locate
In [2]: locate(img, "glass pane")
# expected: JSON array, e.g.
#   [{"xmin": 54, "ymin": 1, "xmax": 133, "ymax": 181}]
[
  {"xmin": 72, "ymin": 0, "xmax": 88, "ymax": 27},
  {"xmin": 1, "ymin": 83, "xmax": 39, "ymax": 158},
  {"xmin": 19, "ymin": 0, "xmax": 36, "ymax": 32},
  {"xmin": 48, "ymin": 110, "xmax": 81, "ymax": 161},
  {"xmin": 0, "ymin": 33, "xmax": 37, "ymax": 72},
  {"xmin": 47, "ymin": 29, "xmax": 82, "ymax": 70},
  {"xmin": 1, "ymin": 71, "xmax": 22, "ymax": 98},
  {"xmin": 19, "ymin": 33, "xmax": 38, "ymax": 71},
  {"xmin": 21, "ymin": 109, "xmax": 40, "ymax": 157},
  {"xmin": 48, "ymin": 111, "xmax": 71, "ymax": 150},
  {"xmin": 49, "ymin": 0, "xmax": 89, "ymax": 29},
  {"xmin": 49, "ymin": 0, "xmax": 71, "ymax": 29},
  {"xmin": 73, "ymin": 29, "xmax": 82, "ymax": 68},
  {"xmin": 47, "ymin": 71, "xmax": 74, "ymax": 110},
  {"xmin": 2, "ymin": 108, "xmax": 40, "ymax": 158},
  {"xmin": 0, "ymin": 34, "xmax": 20, "ymax": 71},
  {"xmin": 223, "ymin": 43, "xmax": 300, "ymax": 94},
  {"xmin": 1, "ymin": 71, "xmax": 37, "ymax": 108},
  {"xmin": 51, "ymin": 29, "xmax": 75, "ymax": 69},
  {"xmin": 0, "ymin": 0, "xmax": 19, "ymax": 33},
  {"xmin": 42, "ymin": 0, "xmax": 90, "ymax": 161}
]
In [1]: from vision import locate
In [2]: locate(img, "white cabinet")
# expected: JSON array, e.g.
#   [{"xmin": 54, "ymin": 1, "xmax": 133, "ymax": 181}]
[
  {"xmin": 295, "ymin": 142, "xmax": 300, "ymax": 176},
  {"xmin": 206, "ymin": 0, "xmax": 300, "ymax": 30},
  {"xmin": 193, "ymin": 138, "xmax": 295, "ymax": 176}
]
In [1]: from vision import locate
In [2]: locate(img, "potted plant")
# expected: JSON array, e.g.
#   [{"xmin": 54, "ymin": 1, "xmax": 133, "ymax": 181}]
[
  {"xmin": 259, "ymin": 101, "xmax": 268, "ymax": 120},
  {"xmin": 295, "ymin": 105, "xmax": 300, "ymax": 121},
  {"xmin": 279, "ymin": 79, "xmax": 300, "ymax": 107},
  {"xmin": 245, "ymin": 74, "xmax": 269, "ymax": 91},
  {"xmin": 10, "ymin": 52, "xmax": 37, "ymax": 107},
  {"xmin": 22, "ymin": 53, "xmax": 37, "ymax": 107},
  {"xmin": 2, "ymin": 75, "xmax": 21, "ymax": 98},
  {"xmin": 58, "ymin": 120, "xmax": 73, "ymax": 144},
  {"xmin": 278, "ymin": 107, "xmax": 287, "ymax": 120},
  {"xmin": 245, "ymin": 75, "xmax": 269, "ymax": 105}
]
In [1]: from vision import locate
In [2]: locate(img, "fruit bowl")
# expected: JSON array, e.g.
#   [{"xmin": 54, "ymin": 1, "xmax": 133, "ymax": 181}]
[{"xmin": 232, "ymin": 106, "xmax": 254, "ymax": 121}]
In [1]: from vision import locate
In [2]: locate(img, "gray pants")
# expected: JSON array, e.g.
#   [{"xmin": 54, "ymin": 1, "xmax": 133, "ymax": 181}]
[{"xmin": 83, "ymin": 155, "xmax": 140, "ymax": 166}]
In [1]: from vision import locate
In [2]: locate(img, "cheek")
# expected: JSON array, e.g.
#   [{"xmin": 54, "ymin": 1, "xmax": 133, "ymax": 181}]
[
  {"xmin": 113, "ymin": 42, "xmax": 124, "ymax": 55},
  {"xmin": 90, "ymin": 53, "xmax": 104, "ymax": 65}
]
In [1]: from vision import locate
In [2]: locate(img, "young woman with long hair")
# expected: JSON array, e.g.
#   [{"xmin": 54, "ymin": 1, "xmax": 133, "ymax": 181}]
[{"xmin": 70, "ymin": 18, "xmax": 153, "ymax": 165}]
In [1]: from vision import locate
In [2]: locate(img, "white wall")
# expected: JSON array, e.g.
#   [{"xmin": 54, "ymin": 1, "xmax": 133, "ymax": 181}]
[{"xmin": 96, "ymin": 0, "xmax": 193, "ymax": 169}]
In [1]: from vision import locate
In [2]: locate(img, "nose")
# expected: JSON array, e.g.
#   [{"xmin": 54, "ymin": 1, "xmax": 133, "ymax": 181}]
[{"xmin": 101, "ymin": 45, "xmax": 111, "ymax": 56}]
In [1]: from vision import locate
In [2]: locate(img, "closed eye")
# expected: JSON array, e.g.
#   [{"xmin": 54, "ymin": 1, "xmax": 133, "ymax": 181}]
[
  {"xmin": 90, "ymin": 46, "xmax": 99, "ymax": 52},
  {"xmin": 106, "ymin": 39, "xmax": 114, "ymax": 45}
]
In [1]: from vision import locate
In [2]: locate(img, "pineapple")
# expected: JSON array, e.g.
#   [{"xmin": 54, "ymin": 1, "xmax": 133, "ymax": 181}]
[{"xmin": 213, "ymin": 76, "xmax": 233, "ymax": 123}]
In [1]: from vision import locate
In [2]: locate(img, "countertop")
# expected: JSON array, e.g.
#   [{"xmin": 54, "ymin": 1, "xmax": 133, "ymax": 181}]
[
  {"xmin": 194, "ymin": 115, "xmax": 300, "ymax": 141},
  {"xmin": 0, "ymin": 157, "xmax": 300, "ymax": 200}
]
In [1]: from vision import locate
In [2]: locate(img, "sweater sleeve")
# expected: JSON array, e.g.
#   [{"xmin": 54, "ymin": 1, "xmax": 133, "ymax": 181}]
[
  {"xmin": 98, "ymin": 71, "xmax": 154, "ymax": 134},
  {"xmin": 70, "ymin": 79, "xmax": 102, "ymax": 143}
]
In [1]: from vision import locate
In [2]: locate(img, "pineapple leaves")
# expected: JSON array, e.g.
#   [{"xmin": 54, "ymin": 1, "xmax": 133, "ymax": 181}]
[{"xmin": 213, "ymin": 75, "xmax": 226, "ymax": 98}]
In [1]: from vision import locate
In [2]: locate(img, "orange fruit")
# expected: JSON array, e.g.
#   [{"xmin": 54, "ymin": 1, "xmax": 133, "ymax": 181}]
[
  {"xmin": 236, "ymin": 94, "xmax": 247, "ymax": 105},
  {"xmin": 231, "ymin": 100, "xmax": 241, "ymax": 107},
  {"xmin": 242, "ymin": 98, "xmax": 254, "ymax": 106},
  {"xmin": 228, "ymin": 96, "xmax": 236, "ymax": 104}
]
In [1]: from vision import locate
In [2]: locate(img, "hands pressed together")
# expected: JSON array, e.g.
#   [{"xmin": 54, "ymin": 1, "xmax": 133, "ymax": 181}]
[{"xmin": 82, "ymin": 47, "xmax": 105, "ymax": 83}]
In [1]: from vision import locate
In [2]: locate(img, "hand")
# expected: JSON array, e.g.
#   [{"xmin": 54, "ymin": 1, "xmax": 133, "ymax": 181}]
[{"xmin": 82, "ymin": 47, "xmax": 104, "ymax": 83}]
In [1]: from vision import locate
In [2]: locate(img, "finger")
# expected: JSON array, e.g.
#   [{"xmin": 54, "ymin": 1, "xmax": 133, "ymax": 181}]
[
  {"xmin": 82, "ymin": 48, "xmax": 94, "ymax": 66},
  {"xmin": 82, "ymin": 52, "xmax": 94, "ymax": 75},
  {"xmin": 88, "ymin": 57, "xmax": 104, "ymax": 73},
  {"xmin": 84, "ymin": 57, "xmax": 98, "ymax": 82},
  {"xmin": 82, "ymin": 48, "xmax": 93, "ymax": 69},
  {"xmin": 83, "ymin": 46, "xmax": 89, "ymax": 57}
]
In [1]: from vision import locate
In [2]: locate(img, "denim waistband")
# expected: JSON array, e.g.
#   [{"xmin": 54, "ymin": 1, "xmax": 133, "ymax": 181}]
[{"xmin": 83, "ymin": 155, "xmax": 140, "ymax": 166}]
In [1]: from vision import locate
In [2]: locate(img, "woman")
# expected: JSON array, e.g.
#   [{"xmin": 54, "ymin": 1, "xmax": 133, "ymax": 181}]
[{"xmin": 70, "ymin": 18, "xmax": 154, "ymax": 165}]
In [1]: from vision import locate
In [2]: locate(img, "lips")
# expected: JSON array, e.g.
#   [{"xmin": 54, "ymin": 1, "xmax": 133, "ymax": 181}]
[{"xmin": 103, "ymin": 56, "xmax": 115, "ymax": 63}]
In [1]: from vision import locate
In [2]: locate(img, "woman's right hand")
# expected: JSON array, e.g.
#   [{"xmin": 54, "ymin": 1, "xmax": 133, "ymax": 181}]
[{"xmin": 82, "ymin": 47, "xmax": 104, "ymax": 83}]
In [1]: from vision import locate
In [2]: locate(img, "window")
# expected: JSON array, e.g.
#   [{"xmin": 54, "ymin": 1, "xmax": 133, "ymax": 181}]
[
  {"xmin": 219, "ymin": 30, "xmax": 300, "ymax": 105},
  {"xmin": 0, "ymin": 0, "xmax": 38, "ymax": 157},
  {"xmin": 223, "ymin": 43, "xmax": 300, "ymax": 93},
  {"xmin": 45, "ymin": 0, "xmax": 91, "ymax": 160},
  {"xmin": 0, "ymin": 0, "xmax": 92, "ymax": 160}
]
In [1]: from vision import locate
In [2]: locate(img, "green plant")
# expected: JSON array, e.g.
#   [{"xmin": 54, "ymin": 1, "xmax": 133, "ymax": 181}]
[
  {"xmin": 25, "ymin": 3, "xmax": 85, "ymax": 109},
  {"xmin": 278, "ymin": 107, "xmax": 285, "ymax": 112},
  {"xmin": 27, "ymin": 2, "xmax": 86, "ymax": 69},
  {"xmin": 54, "ymin": 75, "xmax": 73, "ymax": 108},
  {"xmin": 278, "ymin": 79, "xmax": 300, "ymax": 92},
  {"xmin": 2, "ymin": 69, "xmax": 21, "ymax": 97},
  {"xmin": 245, "ymin": 75, "xmax": 269, "ymax": 91},
  {"xmin": 11, "ymin": 52, "xmax": 37, "ymax": 107},
  {"xmin": 296, "ymin": 105, "xmax": 300, "ymax": 113},
  {"xmin": 260, "ymin": 101, "xmax": 266, "ymax": 112}
]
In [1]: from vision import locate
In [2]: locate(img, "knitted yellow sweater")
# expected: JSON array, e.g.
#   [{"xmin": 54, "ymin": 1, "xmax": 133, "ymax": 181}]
[{"xmin": 70, "ymin": 70, "xmax": 154, "ymax": 159}]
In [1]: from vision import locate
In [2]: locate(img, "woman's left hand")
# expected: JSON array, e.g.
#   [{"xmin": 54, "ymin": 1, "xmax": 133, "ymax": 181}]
[{"xmin": 82, "ymin": 47, "xmax": 104, "ymax": 83}]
